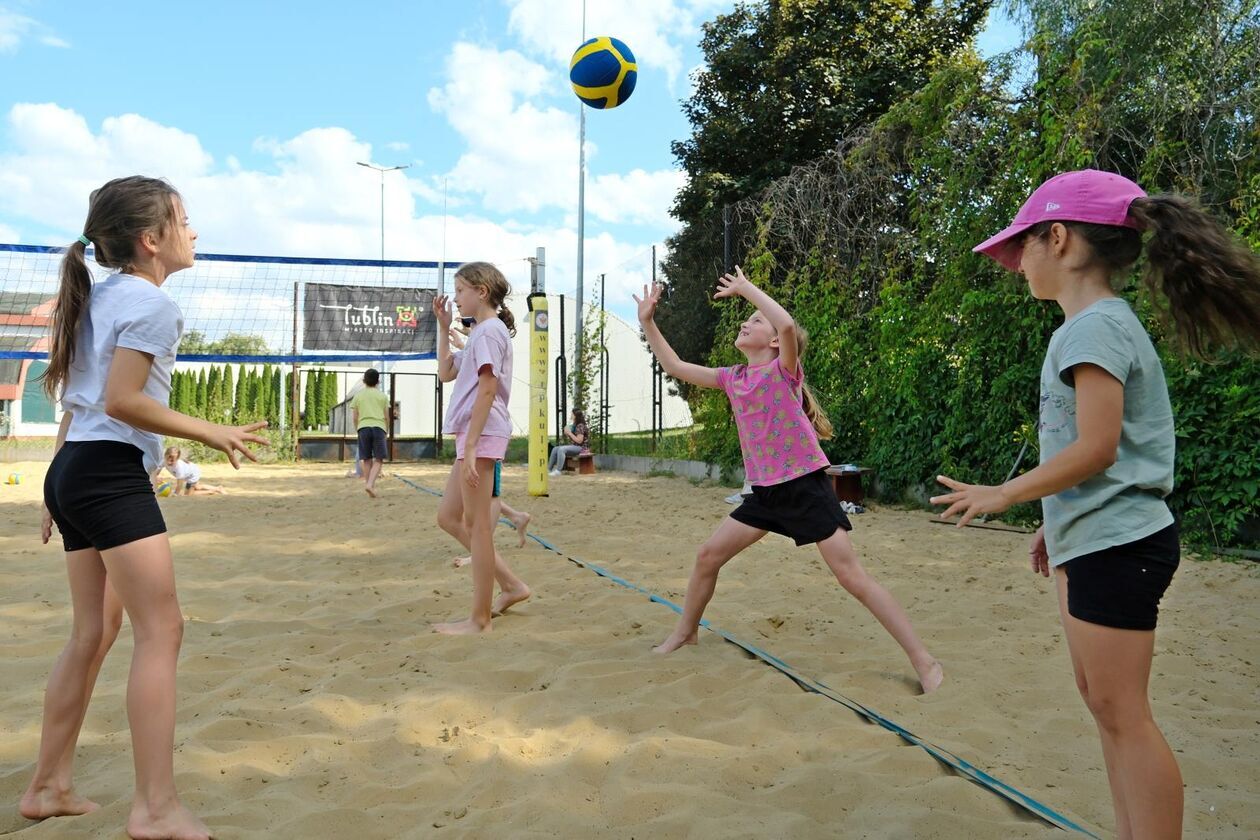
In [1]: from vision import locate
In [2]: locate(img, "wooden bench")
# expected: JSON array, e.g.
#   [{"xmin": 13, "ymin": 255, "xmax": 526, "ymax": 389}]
[
  {"xmin": 563, "ymin": 450, "xmax": 597, "ymax": 475},
  {"xmin": 825, "ymin": 465, "xmax": 873, "ymax": 503}
]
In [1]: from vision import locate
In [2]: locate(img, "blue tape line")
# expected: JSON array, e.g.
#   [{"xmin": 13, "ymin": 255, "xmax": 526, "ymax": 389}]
[
  {"xmin": 0, "ymin": 351, "xmax": 436, "ymax": 363},
  {"xmin": 393, "ymin": 474, "xmax": 1099, "ymax": 836},
  {"xmin": 0, "ymin": 242, "xmax": 460, "ymax": 270}
]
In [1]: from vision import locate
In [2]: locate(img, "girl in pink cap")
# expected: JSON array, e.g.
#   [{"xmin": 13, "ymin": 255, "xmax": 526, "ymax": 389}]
[
  {"xmin": 933, "ymin": 169, "xmax": 1260, "ymax": 839},
  {"xmin": 638, "ymin": 268, "xmax": 943, "ymax": 694},
  {"xmin": 431, "ymin": 262, "xmax": 531, "ymax": 634}
]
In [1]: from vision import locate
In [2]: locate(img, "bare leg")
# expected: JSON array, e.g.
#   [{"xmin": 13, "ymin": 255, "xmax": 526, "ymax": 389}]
[
  {"xmin": 20, "ymin": 549, "xmax": 108, "ymax": 820},
  {"xmin": 101, "ymin": 534, "xmax": 210, "ymax": 840},
  {"xmin": 499, "ymin": 500, "xmax": 532, "ymax": 548},
  {"xmin": 435, "ymin": 458, "xmax": 519, "ymax": 634},
  {"xmin": 653, "ymin": 517, "xmax": 766, "ymax": 654},
  {"xmin": 1055, "ymin": 569, "xmax": 1182, "ymax": 839},
  {"xmin": 54, "ymin": 578, "xmax": 124, "ymax": 789},
  {"xmin": 814, "ymin": 528, "xmax": 942, "ymax": 693},
  {"xmin": 453, "ymin": 499, "xmax": 501, "ymax": 568},
  {"xmin": 364, "ymin": 458, "xmax": 383, "ymax": 498},
  {"xmin": 437, "ymin": 469, "xmax": 531, "ymax": 613}
]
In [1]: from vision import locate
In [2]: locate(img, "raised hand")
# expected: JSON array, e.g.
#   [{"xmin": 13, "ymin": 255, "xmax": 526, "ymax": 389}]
[
  {"xmin": 432, "ymin": 295, "xmax": 453, "ymax": 330},
  {"xmin": 715, "ymin": 265, "xmax": 753, "ymax": 299},
  {"xmin": 633, "ymin": 283, "xmax": 664, "ymax": 324}
]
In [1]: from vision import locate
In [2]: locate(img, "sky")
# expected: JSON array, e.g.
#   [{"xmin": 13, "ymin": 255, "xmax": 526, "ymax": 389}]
[{"xmin": 0, "ymin": 0, "xmax": 1022, "ymax": 323}]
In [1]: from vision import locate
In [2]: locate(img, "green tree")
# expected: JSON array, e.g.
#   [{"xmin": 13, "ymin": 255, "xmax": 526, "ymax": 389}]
[
  {"xmin": 658, "ymin": 0, "xmax": 991, "ymax": 398},
  {"xmin": 303, "ymin": 369, "xmax": 318, "ymax": 430},
  {"xmin": 222, "ymin": 364, "xmax": 234, "ymax": 422},
  {"xmin": 195, "ymin": 369, "xmax": 208, "ymax": 418},
  {"xmin": 234, "ymin": 364, "xmax": 248, "ymax": 422}
]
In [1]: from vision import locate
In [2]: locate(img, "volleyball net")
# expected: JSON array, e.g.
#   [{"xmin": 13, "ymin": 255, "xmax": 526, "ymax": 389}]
[{"xmin": 0, "ymin": 243, "xmax": 448, "ymax": 363}]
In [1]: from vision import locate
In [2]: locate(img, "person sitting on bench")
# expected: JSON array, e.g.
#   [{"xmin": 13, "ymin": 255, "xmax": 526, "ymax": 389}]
[{"xmin": 548, "ymin": 409, "xmax": 590, "ymax": 476}]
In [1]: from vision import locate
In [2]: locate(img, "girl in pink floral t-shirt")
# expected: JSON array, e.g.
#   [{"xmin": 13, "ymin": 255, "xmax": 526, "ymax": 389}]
[{"xmin": 635, "ymin": 267, "xmax": 942, "ymax": 693}]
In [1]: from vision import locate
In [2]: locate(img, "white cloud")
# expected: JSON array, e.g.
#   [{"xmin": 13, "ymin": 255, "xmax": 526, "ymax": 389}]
[
  {"xmin": 505, "ymin": 0, "xmax": 728, "ymax": 83},
  {"xmin": 427, "ymin": 42, "xmax": 577, "ymax": 214},
  {"xmin": 587, "ymin": 168, "xmax": 684, "ymax": 226},
  {"xmin": 0, "ymin": 8, "xmax": 33, "ymax": 52},
  {"xmin": 0, "ymin": 103, "xmax": 661, "ymax": 322},
  {"xmin": 385, "ymin": 141, "xmax": 410, "ymax": 152},
  {"xmin": 426, "ymin": 41, "xmax": 682, "ymax": 229},
  {"xmin": 0, "ymin": 222, "xmax": 19, "ymax": 243},
  {"xmin": 0, "ymin": 7, "xmax": 67, "ymax": 53}
]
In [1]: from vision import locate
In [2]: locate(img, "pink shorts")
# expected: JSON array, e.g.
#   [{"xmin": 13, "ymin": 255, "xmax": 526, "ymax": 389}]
[{"xmin": 454, "ymin": 433, "xmax": 509, "ymax": 462}]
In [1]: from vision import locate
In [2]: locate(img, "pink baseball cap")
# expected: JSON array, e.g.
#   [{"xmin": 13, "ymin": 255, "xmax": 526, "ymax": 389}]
[{"xmin": 974, "ymin": 169, "xmax": 1147, "ymax": 271}]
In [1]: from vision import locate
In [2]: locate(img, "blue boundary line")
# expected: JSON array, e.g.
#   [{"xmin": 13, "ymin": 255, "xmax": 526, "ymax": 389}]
[
  {"xmin": 394, "ymin": 473, "xmax": 1100, "ymax": 838},
  {"xmin": 0, "ymin": 351, "xmax": 436, "ymax": 362},
  {"xmin": 0, "ymin": 242, "xmax": 459, "ymax": 269}
]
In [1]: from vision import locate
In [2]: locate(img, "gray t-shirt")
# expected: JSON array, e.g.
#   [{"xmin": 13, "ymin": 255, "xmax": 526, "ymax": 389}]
[
  {"xmin": 62, "ymin": 273, "xmax": 183, "ymax": 472},
  {"xmin": 1038, "ymin": 297, "xmax": 1174, "ymax": 565}
]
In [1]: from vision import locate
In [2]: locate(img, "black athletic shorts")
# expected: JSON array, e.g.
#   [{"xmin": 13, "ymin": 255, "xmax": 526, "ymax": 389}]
[
  {"xmin": 730, "ymin": 468, "xmax": 852, "ymax": 546},
  {"xmin": 357, "ymin": 426, "xmax": 388, "ymax": 461},
  {"xmin": 1060, "ymin": 523, "xmax": 1180, "ymax": 631},
  {"xmin": 44, "ymin": 440, "xmax": 167, "ymax": 553}
]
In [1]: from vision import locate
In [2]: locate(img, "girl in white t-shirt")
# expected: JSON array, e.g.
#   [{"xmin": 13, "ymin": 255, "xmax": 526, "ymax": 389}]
[
  {"xmin": 25, "ymin": 177, "xmax": 266, "ymax": 840},
  {"xmin": 156, "ymin": 445, "xmax": 227, "ymax": 495}
]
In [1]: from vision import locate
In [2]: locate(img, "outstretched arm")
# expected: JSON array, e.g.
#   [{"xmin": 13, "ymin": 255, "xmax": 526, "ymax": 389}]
[
  {"xmin": 932, "ymin": 364, "xmax": 1123, "ymax": 526},
  {"xmin": 633, "ymin": 283, "xmax": 721, "ymax": 389},
  {"xmin": 715, "ymin": 266, "xmax": 797, "ymax": 373}
]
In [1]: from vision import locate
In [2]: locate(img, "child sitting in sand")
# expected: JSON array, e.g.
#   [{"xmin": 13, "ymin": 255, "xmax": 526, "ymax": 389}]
[{"xmin": 155, "ymin": 445, "xmax": 227, "ymax": 495}]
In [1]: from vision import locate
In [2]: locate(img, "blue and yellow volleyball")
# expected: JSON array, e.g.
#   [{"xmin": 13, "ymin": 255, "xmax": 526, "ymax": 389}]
[
  {"xmin": 156, "ymin": 481, "xmax": 174, "ymax": 498},
  {"xmin": 569, "ymin": 36, "xmax": 637, "ymax": 109}
]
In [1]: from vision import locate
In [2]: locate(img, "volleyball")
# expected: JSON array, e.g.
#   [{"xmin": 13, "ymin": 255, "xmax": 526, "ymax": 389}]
[
  {"xmin": 5, "ymin": 472, "xmax": 19, "ymax": 485},
  {"xmin": 569, "ymin": 36, "xmax": 637, "ymax": 109},
  {"xmin": 157, "ymin": 482, "xmax": 174, "ymax": 498}
]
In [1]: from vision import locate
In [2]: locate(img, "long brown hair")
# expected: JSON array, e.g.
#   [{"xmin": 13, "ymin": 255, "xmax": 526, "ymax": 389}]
[
  {"xmin": 791, "ymin": 326, "xmax": 834, "ymax": 440},
  {"xmin": 43, "ymin": 176, "xmax": 182, "ymax": 399},
  {"xmin": 1025, "ymin": 194, "xmax": 1260, "ymax": 358},
  {"xmin": 455, "ymin": 261, "xmax": 516, "ymax": 337}
]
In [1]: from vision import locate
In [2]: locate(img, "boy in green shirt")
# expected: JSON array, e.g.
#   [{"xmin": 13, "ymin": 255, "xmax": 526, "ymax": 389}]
[{"xmin": 350, "ymin": 368, "xmax": 389, "ymax": 498}]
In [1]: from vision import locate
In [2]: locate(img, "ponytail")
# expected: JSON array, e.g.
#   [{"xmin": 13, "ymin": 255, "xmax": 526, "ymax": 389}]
[
  {"xmin": 1127, "ymin": 195, "xmax": 1260, "ymax": 358},
  {"xmin": 498, "ymin": 304, "xmax": 517, "ymax": 338},
  {"xmin": 43, "ymin": 239, "xmax": 92, "ymax": 400},
  {"xmin": 41, "ymin": 176, "xmax": 182, "ymax": 399},
  {"xmin": 787, "ymin": 325, "xmax": 833, "ymax": 439},
  {"xmin": 801, "ymin": 382, "xmax": 833, "ymax": 440}
]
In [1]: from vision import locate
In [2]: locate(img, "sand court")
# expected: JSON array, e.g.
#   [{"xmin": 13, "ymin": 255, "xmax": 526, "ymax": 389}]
[{"xmin": 1, "ymin": 460, "xmax": 1257, "ymax": 838}]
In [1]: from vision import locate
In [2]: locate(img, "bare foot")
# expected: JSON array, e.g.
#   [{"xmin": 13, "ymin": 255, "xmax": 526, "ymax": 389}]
[
  {"xmin": 491, "ymin": 585, "xmax": 531, "ymax": 616},
  {"xmin": 507, "ymin": 511, "xmax": 532, "ymax": 547},
  {"xmin": 452, "ymin": 555, "xmax": 472, "ymax": 568},
  {"xmin": 915, "ymin": 658, "xmax": 945, "ymax": 694},
  {"xmin": 652, "ymin": 631, "xmax": 698, "ymax": 654},
  {"xmin": 19, "ymin": 785, "xmax": 101, "ymax": 820},
  {"xmin": 126, "ymin": 801, "xmax": 211, "ymax": 840},
  {"xmin": 432, "ymin": 618, "xmax": 491, "ymax": 635},
  {"xmin": 365, "ymin": 485, "xmax": 377, "ymax": 499}
]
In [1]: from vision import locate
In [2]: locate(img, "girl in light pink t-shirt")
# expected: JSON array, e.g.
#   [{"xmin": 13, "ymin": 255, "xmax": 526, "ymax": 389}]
[
  {"xmin": 430, "ymin": 262, "xmax": 531, "ymax": 635},
  {"xmin": 635, "ymin": 267, "xmax": 942, "ymax": 694}
]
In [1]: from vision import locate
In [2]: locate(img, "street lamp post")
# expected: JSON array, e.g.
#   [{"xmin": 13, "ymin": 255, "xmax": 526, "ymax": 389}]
[{"xmin": 357, "ymin": 160, "xmax": 411, "ymax": 284}]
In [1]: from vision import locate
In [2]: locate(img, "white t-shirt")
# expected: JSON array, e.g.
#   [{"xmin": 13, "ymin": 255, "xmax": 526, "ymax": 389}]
[
  {"xmin": 165, "ymin": 459, "xmax": 200, "ymax": 484},
  {"xmin": 62, "ymin": 273, "xmax": 183, "ymax": 472}
]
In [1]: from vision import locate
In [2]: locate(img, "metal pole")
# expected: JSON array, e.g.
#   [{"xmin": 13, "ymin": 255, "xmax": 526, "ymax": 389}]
[
  {"xmin": 379, "ymin": 170, "xmax": 385, "ymax": 284},
  {"xmin": 723, "ymin": 205, "xmax": 732, "ymax": 273},
  {"xmin": 574, "ymin": 0, "xmax": 587, "ymax": 410}
]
